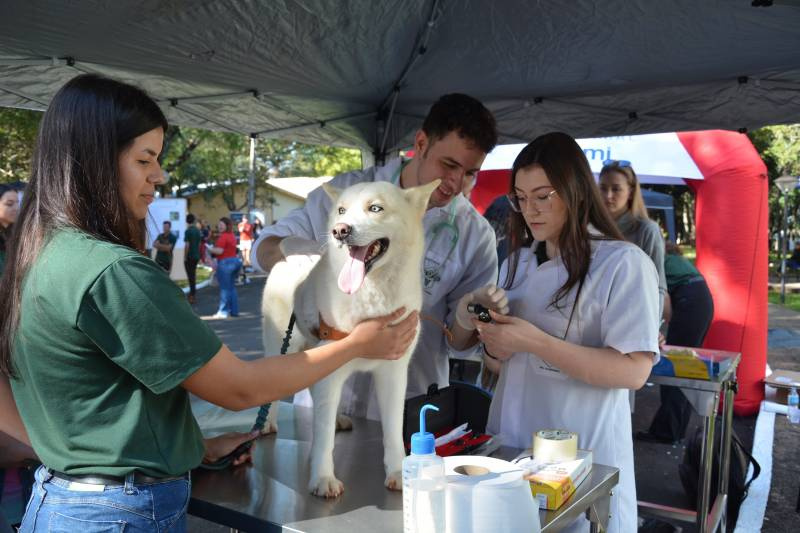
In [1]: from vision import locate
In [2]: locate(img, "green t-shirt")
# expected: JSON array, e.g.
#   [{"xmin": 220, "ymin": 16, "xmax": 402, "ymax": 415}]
[
  {"xmin": 184, "ymin": 226, "xmax": 202, "ymax": 261},
  {"xmin": 11, "ymin": 229, "xmax": 222, "ymax": 477},
  {"xmin": 154, "ymin": 232, "xmax": 177, "ymax": 267},
  {"xmin": 665, "ymin": 253, "xmax": 702, "ymax": 292}
]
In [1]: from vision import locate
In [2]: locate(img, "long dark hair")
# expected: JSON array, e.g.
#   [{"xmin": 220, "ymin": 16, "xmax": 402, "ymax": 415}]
[
  {"xmin": 503, "ymin": 132, "xmax": 624, "ymax": 308},
  {"xmin": 219, "ymin": 217, "xmax": 233, "ymax": 233},
  {"xmin": 0, "ymin": 74, "xmax": 168, "ymax": 377}
]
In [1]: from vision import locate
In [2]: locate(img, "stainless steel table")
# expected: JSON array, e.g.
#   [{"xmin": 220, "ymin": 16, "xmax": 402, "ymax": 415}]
[
  {"xmin": 637, "ymin": 346, "xmax": 741, "ymax": 533},
  {"xmin": 190, "ymin": 403, "xmax": 619, "ymax": 532}
]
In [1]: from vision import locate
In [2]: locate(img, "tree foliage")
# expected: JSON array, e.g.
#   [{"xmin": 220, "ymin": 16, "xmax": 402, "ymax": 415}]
[
  {"xmin": 0, "ymin": 108, "xmax": 42, "ymax": 183},
  {"xmin": 749, "ymin": 125, "xmax": 800, "ymax": 243}
]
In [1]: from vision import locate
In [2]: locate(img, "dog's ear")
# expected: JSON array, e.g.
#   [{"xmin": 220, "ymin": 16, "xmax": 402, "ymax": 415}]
[
  {"xmin": 406, "ymin": 179, "xmax": 441, "ymax": 214},
  {"xmin": 322, "ymin": 183, "xmax": 341, "ymax": 202}
]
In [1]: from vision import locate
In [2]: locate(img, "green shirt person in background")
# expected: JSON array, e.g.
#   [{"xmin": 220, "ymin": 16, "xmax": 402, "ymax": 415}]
[
  {"xmin": 0, "ymin": 74, "xmax": 418, "ymax": 532},
  {"xmin": 184, "ymin": 213, "xmax": 203, "ymax": 303},
  {"xmin": 153, "ymin": 220, "xmax": 177, "ymax": 272}
]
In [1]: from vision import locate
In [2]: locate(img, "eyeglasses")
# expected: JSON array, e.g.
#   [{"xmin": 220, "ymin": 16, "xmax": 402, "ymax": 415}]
[
  {"xmin": 601, "ymin": 159, "xmax": 631, "ymax": 169},
  {"xmin": 506, "ymin": 189, "xmax": 558, "ymax": 213}
]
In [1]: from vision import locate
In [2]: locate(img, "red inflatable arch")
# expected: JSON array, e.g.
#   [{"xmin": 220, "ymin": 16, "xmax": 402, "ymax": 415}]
[{"xmin": 471, "ymin": 131, "xmax": 768, "ymax": 416}]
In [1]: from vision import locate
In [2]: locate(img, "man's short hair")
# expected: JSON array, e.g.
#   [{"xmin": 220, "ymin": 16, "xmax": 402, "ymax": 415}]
[
  {"xmin": 422, "ymin": 93, "xmax": 497, "ymax": 154},
  {"xmin": 186, "ymin": 213, "xmax": 195, "ymax": 224},
  {"xmin": 163, "ymin": 220, "xmax": 171, "ymax": 227}
]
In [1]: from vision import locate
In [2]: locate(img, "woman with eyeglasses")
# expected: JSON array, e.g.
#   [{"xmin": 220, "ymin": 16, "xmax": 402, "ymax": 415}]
[
  {"xmin": 598, "ymin": 159, "xmax": 667, "ymax": 315},
  {"xmin": 474, "ymin": 133, "xmax": 660, "ymax": 533}
]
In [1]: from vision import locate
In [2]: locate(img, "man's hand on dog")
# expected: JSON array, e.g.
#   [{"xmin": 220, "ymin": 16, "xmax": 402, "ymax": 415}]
[
  {"xmin": 455, "ymin": 284, "xmax": 510, "ymax": 330},
  {"xmin": 348, "ymin": 307, "xmax": 419, "ymax": 360}
]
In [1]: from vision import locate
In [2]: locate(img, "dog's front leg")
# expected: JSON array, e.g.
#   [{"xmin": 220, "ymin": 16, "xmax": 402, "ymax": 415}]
[
  {"xmin": 373, "ymin": 363, "xmax": 409, "ymax": 491},
  {"xmin": 308, "ymin": 370, "xmax": 346, "ymax": 498}
]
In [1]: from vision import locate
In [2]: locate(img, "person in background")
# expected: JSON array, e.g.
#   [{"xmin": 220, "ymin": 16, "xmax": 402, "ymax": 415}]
[
  {"xmin": 0, "ymin": 184, "xmax": 19, "ymax": 274},
  {"xmin": 638, "ymin": 241, "xmax": 714, "ymax": 443},
  {"xmin": 184, "ymin": 213, "xmax": 202, "ymax": 304},
  {"xmin": 477, "ymin": 132, "xmax": 660, "ymax": 533},
  {"xmin": 786, "ymin": 240, "xmax": 800, "ymax": 271},
  {"xmin": 153, "ymin": 220, "xmax": 177, "ymax": 272},
  {"xmin": 252, "ymin": 217, "xmax": 264, "ymax": 241},
  {"xmin": 238, "ymin": 215, "xmax": 254, "ymax": 272},
  {"xmin": 0, "ymin": 74, "xmax": 417, "ymax": 532},
  {"xmin": 209, "ymin": 217, "xmax": 241, "ymax": 319},
  {"xmin": 599, "ymin": 160, "xmax": 667, "ymax": 316},
  {"xmin": 0, "ymin": 183, "xmax": 32, "ymax": 530}
]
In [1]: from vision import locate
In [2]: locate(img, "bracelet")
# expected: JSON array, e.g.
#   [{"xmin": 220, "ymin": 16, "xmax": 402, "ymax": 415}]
[{"xmin": 482, "ymin": 344, "xmax": 498, "ymax": 360}]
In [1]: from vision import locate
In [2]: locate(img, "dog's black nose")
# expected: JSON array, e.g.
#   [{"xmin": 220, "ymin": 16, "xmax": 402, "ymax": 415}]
[{"xmin": 332, "ymin": 223, "xmax": 351, "ymax": 241}]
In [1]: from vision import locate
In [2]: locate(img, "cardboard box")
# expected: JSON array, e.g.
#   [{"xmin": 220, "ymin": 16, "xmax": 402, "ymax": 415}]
[
  {"xmin": 516, "ymin": 449, "xmax": 593, "ymax": 510},
  {"xmin": 764, "ymin": 369, "xmax": 800, "ymax": 405}
]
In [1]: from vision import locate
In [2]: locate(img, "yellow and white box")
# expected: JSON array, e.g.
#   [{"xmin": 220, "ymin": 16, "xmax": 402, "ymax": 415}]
[{"xmin": 517, "ymin": 449, "xmax": 593, "ymax": 510}]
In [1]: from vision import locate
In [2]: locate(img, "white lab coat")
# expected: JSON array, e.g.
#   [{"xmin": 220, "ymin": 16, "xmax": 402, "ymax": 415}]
[
  {"xmin": 486, "ymin": 238, "xmax": 660, "ymax": 533},
  {"xmin": 252, "ymin": 158, "xmax": 498, "ymax": 418}
]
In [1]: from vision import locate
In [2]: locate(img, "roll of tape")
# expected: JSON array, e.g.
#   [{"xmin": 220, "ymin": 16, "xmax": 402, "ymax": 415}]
[
  {"xmin": 444, "ymin": 456, "xmax": 540, "ymax": 533},
  {"xmin": 533, "ymin": 429, "xmax": 578, "ymax": 463}
]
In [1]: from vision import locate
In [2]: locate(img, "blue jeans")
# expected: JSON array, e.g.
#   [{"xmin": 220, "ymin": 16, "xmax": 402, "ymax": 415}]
[
  {"xmin": 216, "ymin": 257, "xmax": 242, "ymax": 316},
  {"xmin": 19, "ymin": 466, "xmax": 190, "ymax": 532}
]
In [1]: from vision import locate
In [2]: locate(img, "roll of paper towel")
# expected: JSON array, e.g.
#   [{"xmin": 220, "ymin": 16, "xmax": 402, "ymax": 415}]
[
  {"xmin": 533, "ymin": 429, "xmax": 578, "ymax": 463},
  {"xmin": 444, "ymin": 455, "xmax": 541, "ymax": 533}
]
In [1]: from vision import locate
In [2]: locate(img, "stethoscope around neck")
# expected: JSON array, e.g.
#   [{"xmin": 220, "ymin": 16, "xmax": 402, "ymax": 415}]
[{"xmin": 392, "ymin": 160, "xmax": 459, "ymax": 291}]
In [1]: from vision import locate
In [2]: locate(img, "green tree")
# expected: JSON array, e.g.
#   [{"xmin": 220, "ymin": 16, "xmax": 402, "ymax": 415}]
[
  {"xmin": 749, "ymin": 125, "xmax": 800, "ymax": 245},
  {"xmin": 0, "ymin": 108, "xmax": 42, "ymax": 182}
]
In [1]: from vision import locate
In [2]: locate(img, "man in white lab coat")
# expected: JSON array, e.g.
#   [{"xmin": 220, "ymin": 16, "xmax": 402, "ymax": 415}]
[{"xmin": 251, "ymin": 94, "xmax": 501, "ymax": 418}]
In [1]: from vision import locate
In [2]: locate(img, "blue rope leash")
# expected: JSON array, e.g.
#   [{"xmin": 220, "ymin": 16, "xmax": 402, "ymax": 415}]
[{"xmin": 199, "ymin": 313, "xmax": 296, "ymax": 470}]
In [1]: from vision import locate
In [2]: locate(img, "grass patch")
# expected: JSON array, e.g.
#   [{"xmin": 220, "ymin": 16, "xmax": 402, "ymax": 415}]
[
  {"xmin": 175, "ymin": 266, "xmax": 212, "ymax": 289},
  {"xmin": 768, "ymin": 291, "xmax": 800, "ymax": 313}
]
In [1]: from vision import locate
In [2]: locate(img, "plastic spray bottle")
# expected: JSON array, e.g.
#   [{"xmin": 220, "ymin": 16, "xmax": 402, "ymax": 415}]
[
  {"xmin": 402, "ymin": 404, "xmax": 446, "ymax": 533},
  {"xmin": 788, "ymin": 387, "xmax": 800, "ymax": 424}
]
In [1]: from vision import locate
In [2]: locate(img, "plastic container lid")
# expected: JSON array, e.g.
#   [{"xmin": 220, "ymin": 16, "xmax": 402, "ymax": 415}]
[{"xmin": 410, "ymin": 404, "xmax": 439, "ymax": 455}]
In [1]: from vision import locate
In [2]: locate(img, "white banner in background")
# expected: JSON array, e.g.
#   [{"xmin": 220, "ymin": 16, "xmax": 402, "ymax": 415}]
[
  {"xmin": 481, "ymin": 133, "xmax": 704, "ymax": 185},
  {"xmin": 146, "ymin": 198, "xmax": 187, "ymax": 249}
]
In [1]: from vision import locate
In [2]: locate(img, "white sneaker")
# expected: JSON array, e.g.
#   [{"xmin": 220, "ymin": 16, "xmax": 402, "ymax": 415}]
[{"xmin": 211, "ymin": 312, "xmax": 229, "ymax": 319}]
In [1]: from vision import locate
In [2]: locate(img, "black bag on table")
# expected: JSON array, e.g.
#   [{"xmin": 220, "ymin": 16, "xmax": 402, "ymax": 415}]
[{"xmin": 678, "ymin": 418, "xmax": 760, "ymax": 532}]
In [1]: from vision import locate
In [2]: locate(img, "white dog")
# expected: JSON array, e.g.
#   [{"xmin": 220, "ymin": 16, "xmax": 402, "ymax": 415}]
[{"xmin": 260, "ymin": 179, "xmax": 439, "ymax": 498}]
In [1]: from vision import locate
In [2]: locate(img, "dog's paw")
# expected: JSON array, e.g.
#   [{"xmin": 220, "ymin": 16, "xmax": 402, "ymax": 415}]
[
  {"xmin": 309, "ymin": 475, "xmax": 344, "ymax": 499},
  {"xmin": 384, "ymin": 471, "xmax": 402, "ymax": 491},
  {"xmin": 335, "ymin": 414, "xmax": 353, "ymax": 431}
]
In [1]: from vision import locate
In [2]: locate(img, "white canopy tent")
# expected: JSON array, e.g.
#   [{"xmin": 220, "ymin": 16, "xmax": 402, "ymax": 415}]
[{"xmin": 1, "ymin": 0, "xmax": 800, "ymax": 160}]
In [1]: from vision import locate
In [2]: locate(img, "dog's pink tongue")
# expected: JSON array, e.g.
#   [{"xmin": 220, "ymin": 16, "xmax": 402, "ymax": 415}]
[{"xmin": 338, "ymin": 245, "xmax": 369, "ymax": 294}]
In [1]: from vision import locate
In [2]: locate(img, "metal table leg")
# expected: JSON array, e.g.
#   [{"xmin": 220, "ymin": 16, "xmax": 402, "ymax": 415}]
[
  {"xmin": 697, "ymin": 391, "xmax": 720, "ymax": 533},
  {"xmin": 586, "ymin": 489, "xmax": 612, "ymax": 533}
]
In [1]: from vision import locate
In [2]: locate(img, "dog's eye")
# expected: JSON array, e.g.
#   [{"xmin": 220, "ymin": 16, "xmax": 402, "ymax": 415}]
[
  {"xmin": 368, "ymin": 205, "xmax": 383, "ymax": 213},
  {"xmin": 338, "ymin": 207, "xmax": 346, "ymax": 215}
]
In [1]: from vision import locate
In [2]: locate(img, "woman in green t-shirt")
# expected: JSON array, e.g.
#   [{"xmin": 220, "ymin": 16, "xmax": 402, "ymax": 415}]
[{"xmin": 0, "ymin": 74, "xmax": 417, "ymax": 532}]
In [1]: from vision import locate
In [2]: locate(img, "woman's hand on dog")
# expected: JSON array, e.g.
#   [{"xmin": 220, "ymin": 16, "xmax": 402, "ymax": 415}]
[{"xmin": 349, "ymin": 307, "xmax": 419, "ymax": 360}]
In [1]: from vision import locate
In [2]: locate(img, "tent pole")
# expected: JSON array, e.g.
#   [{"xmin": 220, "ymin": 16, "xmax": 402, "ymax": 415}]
[{"xmin": 252, "ymin": 112, "xmax": 376, "ymax": 137}]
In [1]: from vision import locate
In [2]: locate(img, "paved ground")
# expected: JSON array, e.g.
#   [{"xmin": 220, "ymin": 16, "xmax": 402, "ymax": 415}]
[{"xmin": 188, "ymin": 277, "xmax": 800, "ymax": 532}]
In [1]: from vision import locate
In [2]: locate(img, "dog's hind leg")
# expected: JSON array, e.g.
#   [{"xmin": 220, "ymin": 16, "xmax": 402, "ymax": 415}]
[
  {"xmin": 372, "ymin": 364, "xmax": 408, "ymax": 491},
  {"xmin": 308, "ymin": 369, "xmax": 347, "ymax": 498}
]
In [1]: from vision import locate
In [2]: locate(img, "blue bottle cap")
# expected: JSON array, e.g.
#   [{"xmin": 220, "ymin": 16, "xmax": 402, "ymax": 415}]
[{"xmin": 410, "ymin": 404, "xmax": 439, "ymax": 455}]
